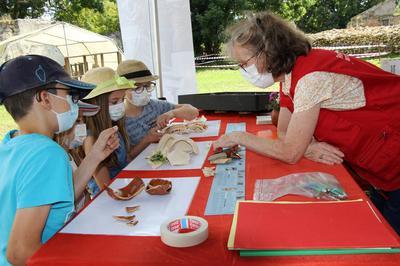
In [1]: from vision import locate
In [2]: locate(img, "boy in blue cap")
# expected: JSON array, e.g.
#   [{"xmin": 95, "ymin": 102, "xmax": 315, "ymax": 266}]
[{"xmin": 0, "ymin": 55, "xmax": 118, "ymax": 265}]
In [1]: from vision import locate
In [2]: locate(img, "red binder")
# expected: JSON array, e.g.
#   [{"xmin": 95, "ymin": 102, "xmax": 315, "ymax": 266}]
[{"xmin": 228, "ymin": 199, "xmax": 400, "ymax": 250}]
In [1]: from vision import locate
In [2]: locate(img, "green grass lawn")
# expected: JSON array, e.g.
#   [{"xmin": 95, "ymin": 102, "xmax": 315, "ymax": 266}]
[
  {"xmin": 196, "ymin": 68, "xmax": 279, "ymax": 93},
  {"xmin": 0, "ymin": 106, "xmax": 16, "ymax": 140},
  {"xmin": 0, "ymin": 56, "xmax": 392, "ymax": 141}
]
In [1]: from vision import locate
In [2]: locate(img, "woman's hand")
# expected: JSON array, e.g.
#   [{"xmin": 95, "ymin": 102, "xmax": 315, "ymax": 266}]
[
  {"xmin": 304, "ymin": 140, "xmax": 344, "ymax": 165},
  {"xmin": 90, "ymin": 126, "xmax": 120, "ymax": 163},
  {"xmin": 213, "ymin": 132, "xmax": 242, "ymax": 150},
  {"xmin": 156, "ymin": 110, "xmax": 174, "ymax": 128},
  {"xmin": 144, "ymin": 127, "xmax": 163, "ymax": 144}
]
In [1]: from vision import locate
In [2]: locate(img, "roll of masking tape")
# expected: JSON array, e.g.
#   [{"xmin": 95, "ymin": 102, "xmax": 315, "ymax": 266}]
[{"xmin": 160, "ymin": 216, "xmax": 208, "ymax": 248}]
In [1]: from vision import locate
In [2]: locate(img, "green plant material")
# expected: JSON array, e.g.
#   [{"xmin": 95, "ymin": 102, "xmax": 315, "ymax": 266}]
[
  {"xmin": 54, "ymin": 0, "xmax": 119, "ymax": 35},
  {"xmin": 0, "ymin": 0, "xmax": 118, "ymax": 36},
  {"xmin": 266, "ymin": 92, "xmax": 280, "ymax": 111},
  {"xmin": 0, "ymin": 106, "xmax": 17, "ymax": 141},
  {"xmin": 297, "ymin": 0, "xmax": 383, "ymax": 33},
  {"xmin": 0, "ymin": 0, "xmax": 104, "ymax": 19},
  {"xmin": 149, "ymin": 151, "xmax": 167, "ymax": 164}
]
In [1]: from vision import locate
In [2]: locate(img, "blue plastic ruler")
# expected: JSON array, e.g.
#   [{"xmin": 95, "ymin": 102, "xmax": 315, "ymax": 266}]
[{"xmin": 204, "ymin": 123, "xmax": 246, "ymax": 215}]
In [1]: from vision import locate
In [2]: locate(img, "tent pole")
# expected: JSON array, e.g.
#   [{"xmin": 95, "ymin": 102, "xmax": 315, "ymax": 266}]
[
  {"xmin": 64, "ymin": 57, "xmax": 71, "ymax": 74},
  {"xmin": 62, "ymin": 23, "xmax": 72, "ymax": 73},
  {"xmin": 151, "ymin": 0, "xmax": 163, "ymax": 98}
]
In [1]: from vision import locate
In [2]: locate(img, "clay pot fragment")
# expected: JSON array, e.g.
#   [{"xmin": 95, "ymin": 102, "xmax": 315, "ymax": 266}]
[
  {"xmin": 113, "ymin": 215, "xmax": 139, "ymax": 226},
  {"xmin": 113, "ymin": 215, "xmax": 136, "ymax": 222},
  {"xmin": 148, "ymin": 134, "xmax": 199, "ymax": 168},
  {"xmin": 106, "ymin": 177, "xmax": 145, "ymax": 201},
  {"xmin": 208, "ymin": 145, "xmax": 241, "ymax": 164},
  {"xmin": 146, "ymin": 179, "xmax": 172, "ymax": 195},
  {"xmin": 159, "ymin": 115, "xmax": 208, "ymax": 134},
  {"xmin": 126, "ymin": 205, "xmax": 140, "ymax": 213}
]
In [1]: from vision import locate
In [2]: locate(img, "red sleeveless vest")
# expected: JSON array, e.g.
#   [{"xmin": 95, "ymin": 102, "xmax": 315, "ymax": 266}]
[{"xmin": 280, "ymin": 49, "xmax": 400, "ymax": 191}]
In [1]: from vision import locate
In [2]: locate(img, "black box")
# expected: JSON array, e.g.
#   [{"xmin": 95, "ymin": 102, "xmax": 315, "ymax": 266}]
[{"xmin": 178, "ymin": 92, "xmax": 271, "ymax": 112}]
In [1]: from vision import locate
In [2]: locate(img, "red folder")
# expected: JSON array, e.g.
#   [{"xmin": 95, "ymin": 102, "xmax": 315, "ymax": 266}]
[{"xmin": 229, "ymin": 199, "xmax": 400, "ymax": 250}]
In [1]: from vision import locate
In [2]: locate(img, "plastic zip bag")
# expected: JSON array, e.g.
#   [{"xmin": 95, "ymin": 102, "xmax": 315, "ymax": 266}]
[{"xmin": 254, "ymin": 172, "xmax": 347, "ymax": 201}]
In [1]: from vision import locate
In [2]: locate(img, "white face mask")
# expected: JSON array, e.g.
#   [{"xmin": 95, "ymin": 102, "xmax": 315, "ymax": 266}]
[
  {"xmin": 129, "ymin": 90, "xmax": 151, "ymax": 107},
  {"xmin": 50, "ymin": 94, "xmax": 79, "ymax": 133},
  {"xmin": 239, "ymin": 64, "xmax": 275, "ymax": 88},
  {"xmin": 68, "ymin": 123, "xmax": 87, "ymax": 149},
  {"xmin": 109, "ymin": 101, "xmax": 125, "ymax": 121}
]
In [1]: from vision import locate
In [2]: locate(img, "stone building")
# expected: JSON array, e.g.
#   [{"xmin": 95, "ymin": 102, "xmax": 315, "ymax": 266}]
[
  {"xmin": 0, "ymin": 17, "xmax": 52, "ymax": 42},
  {"xmin": 348, "ymin": 0, "xmax": 400, "ymax": 28}
]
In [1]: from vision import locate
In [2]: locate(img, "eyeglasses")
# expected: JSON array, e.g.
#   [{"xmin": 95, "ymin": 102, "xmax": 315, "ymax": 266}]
[
  {"xmin": 134, "ymin": 82, "xmax": 156, "ymax": 94},
  {"xmin": 238, "ymin": 51, "xmax": 261, "ymax": 72},
  {"xmin": 47, "ymin": 88, "xmax": 80, "ymax": 104}
]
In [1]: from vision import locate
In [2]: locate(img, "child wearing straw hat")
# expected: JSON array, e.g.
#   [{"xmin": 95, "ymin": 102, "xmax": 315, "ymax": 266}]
[
  {"xmin": 117, "ymin": 60, "xmax": 199, "ymax": 159},
  {"xmin": 81, "ymin": 67, "xmax": 135, "ymax": 196}
]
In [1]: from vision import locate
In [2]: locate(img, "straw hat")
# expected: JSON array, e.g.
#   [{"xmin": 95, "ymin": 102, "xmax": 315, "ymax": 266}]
[
  {"xmin": 117, "ymin": 60, "xmax": 158, "ymax": 83},
  {"xmin": 82, "ymin": 67, "xmax": 135, "ymax": 99}
]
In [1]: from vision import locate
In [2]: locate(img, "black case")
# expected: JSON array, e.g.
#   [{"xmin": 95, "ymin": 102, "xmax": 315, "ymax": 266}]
[{"xmin": 178, "ymin": 92, "xmax": 271, "ymax": 112}]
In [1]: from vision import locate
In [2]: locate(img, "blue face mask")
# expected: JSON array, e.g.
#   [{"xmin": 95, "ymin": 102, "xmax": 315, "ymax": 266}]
[
  {"xmin": 68, "ymin": 123, "xmax": 87, "ymax": 149},
  {"xmin": 109, "ymin": 101, "xmax": 125, "ymax": 121},
  {"xmin": 50, "ymin": 94, "xmax": 79, "ymax": 133}
]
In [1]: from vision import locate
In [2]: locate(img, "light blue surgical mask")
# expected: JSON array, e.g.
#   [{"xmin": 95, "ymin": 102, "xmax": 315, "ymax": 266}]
[
  {"xmin": 50, "ymin": 94, "xmax": 79, "ymax": 133},
  {"xmin": 109, "ymin": 101, "xmax": 125, "ymax": 121},
  {"xmin": 68, "ymin": 123, "xmax": 87, "ymax": 149}
]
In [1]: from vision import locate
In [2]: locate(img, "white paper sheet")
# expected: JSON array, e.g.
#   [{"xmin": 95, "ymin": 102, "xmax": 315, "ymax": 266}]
[
  {"xmin": 61, "ymin": 177, "xmax": 200, "ymax": 236},
  {"xmin": 124, "ymin": 141, "xmax": 212, "ymax": 171},
  {"xmin": 169, "ymin": 120, "xmax": 221, "ymax": 138}
]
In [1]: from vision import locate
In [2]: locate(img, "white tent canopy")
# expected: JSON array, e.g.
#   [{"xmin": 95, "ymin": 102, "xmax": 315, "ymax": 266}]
[
  {"xmin": 117, "ymin": 0, "xmax": 197, "ymax": 102},
  {"xmin": 0, "ymin": 22, "xmax": 123, "ymax": 72}
]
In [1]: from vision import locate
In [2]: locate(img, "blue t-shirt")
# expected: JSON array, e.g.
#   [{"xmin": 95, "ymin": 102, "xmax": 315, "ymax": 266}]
[
  {"xmin": 0, "ymin": 130, "xmax": 74, "ymax": 266},
  {"xmin": 125, "ymin": 99, "xmax": 175, "ymax": 146}
]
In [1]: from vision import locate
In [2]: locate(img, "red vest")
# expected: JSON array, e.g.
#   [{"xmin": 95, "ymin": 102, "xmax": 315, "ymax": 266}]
[{"xmin": 280, "ymin": 49, "xmax": 400, "ymax": 191}]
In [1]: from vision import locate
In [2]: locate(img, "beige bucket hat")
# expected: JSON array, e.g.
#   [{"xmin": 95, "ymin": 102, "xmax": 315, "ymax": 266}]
[
  {"xmin": 82, "ymin": 67, "xmax": 135, "ymax": 100},
  {"xmin": 117, "ymin": 60, "xmax": 159, "ymax": 83}
]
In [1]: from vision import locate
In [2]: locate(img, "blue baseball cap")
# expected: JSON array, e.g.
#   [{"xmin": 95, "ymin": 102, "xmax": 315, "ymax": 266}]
[{"xmin": 0, "ymin": 54, "xmax": 95, "ymax": 104}]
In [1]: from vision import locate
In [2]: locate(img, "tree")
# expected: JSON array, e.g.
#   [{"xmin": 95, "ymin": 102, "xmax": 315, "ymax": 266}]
[
  {"xmin": 50, "ymin": 0, "xmax": 104, "ymax": 23},
  {"xmin": 296, "ymin": 0, "xmax": 384, "ymax": 33},
  {"xmin": 0, "ymin": 0, "xmax": 47, "ymax": 19},
  {"xmin": 190, "ymin": 0, "xmax": 248, "ymax": 55},
  {"xmin": 190, "ymin": 0, "xmax": 316, "ymax": 55},
  {"xmin": 0, "ymin": 0, "xmax": 119, "ymax": 36},
  {"xmin": 190, "ymin": 0, "xmax": 386, "ymax": 55},
  {"xmin": 56, "ymin": 0, "xmax": 119, "ymax": 35},
  {"xmin": 248, "ymin": 0, "xmax": 315, "ymax": 23},
  {"xmin": 0, "ymin": 0, "xmax": 104, "ymax": 19}
]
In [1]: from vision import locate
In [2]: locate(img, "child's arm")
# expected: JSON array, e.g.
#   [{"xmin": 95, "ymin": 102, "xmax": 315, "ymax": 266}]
[
  {"xmin": 6, "ymin": 206, "xmax": 50, "ymax": 265},
  {"xmin": 156, "ymin": 104, "xmax": 199, "ymax": 128},
  {"xmin": 93, "ymin": 166, "xmax": 112, "ymax": 189},
  {"xmin": 73, "ymin": 127, "xmax": 119, "ymax": 200},
  {"xmin": 128, "ymin": 127, "xmax": 162, "ymax": 161},
  {"xmin": 173, "ymin": 104, "xmax": 199, "ymax": 120},
  {"xmin": 83, "ymin": 136, "xmax": 112, "ymax": 190}
]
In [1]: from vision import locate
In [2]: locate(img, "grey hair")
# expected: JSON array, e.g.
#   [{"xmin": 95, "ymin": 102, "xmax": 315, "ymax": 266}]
[{"xmin": 225, "ymin": 11, "xmax": 311, "ymax": 77}]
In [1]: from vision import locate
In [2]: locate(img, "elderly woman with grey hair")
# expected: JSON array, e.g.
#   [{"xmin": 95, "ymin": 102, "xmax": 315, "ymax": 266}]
[{"xmin": 213, "ymin": 11, "xmax": 400, "ymax": 234}]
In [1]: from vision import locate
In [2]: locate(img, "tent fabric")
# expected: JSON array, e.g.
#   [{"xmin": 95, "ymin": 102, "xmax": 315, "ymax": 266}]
[{"xmin": 0, "ymin": 22, "xmax": 122, "ymax": 66}]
